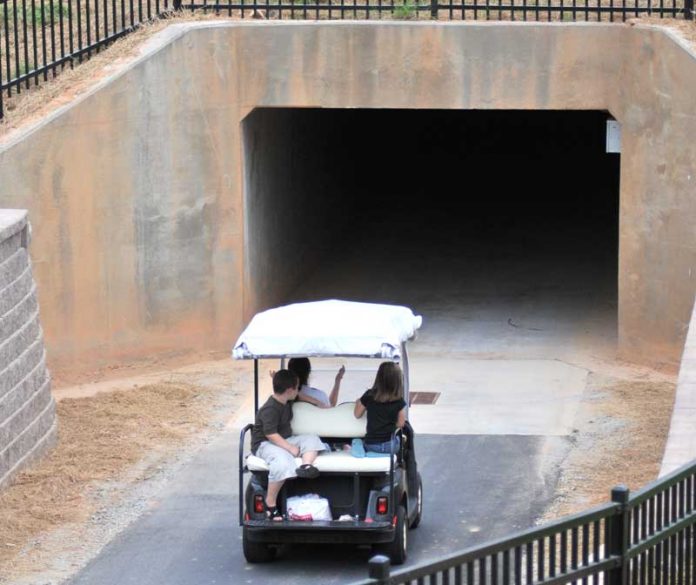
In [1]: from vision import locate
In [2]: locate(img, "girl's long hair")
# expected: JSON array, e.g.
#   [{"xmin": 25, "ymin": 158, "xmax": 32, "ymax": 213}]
[
  {"xmin": 288, "ymin": 357, "xmax": 311, "ymax": 388},
  {"xmin": 371, "ymin": 362, "xmax": 404, "ymax": 403}
]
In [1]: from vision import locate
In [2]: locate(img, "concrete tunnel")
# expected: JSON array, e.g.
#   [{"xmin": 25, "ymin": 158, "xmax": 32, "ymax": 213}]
[
  {"xmin": 4, "ymin": 23, "xmax": 693, "ymax": 373},
  {"xmin": 2, "ymin": 23, "xmax": 696, "ymax": 492},
  {"xmin": 243, "ymin": 108, "xmax": 620, "ymax": 359}
]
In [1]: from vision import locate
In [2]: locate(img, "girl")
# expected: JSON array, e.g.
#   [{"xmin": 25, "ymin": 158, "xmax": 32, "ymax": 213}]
[
  {"xmin": 353, "ymin": 362, "xmax": 407, "ymax": 454},
  {"xmin": 288, "ymin": 357, "xmax": 345, "ymax": 408}
]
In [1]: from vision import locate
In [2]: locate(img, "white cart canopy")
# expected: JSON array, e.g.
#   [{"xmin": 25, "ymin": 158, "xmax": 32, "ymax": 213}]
[{"xmin": 232, "ymin": 300, "xmax": 423, "ymax": 360}]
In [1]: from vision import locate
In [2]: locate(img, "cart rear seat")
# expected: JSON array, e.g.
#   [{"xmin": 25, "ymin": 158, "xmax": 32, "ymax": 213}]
[
  {"xmin": 246, "ymin": 450, "xmax": 392, "ymax": 473},
  {"xmin": 245, "ymin": 402, "xmax": 394, "ymax": 473}
]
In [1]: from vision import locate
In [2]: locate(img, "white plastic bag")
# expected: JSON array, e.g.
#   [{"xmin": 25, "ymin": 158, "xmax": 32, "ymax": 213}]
[{"xmin": 286, "ymin": 494, "xmax": 332, "ymax": 521}]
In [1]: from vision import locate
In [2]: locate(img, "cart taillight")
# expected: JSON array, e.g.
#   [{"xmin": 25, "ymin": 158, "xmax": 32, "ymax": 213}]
[{"xmin": 254, "ymin": 494, "xmax": 265, "ymax": 514}]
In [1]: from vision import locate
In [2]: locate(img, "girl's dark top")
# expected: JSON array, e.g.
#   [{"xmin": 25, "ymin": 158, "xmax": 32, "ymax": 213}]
[
  {"xmin": 251, "ymin": 396, "xmax": 293, "ymax": 454},
  {"xmin": 359, "ymin": 389, "xmax": 407, "ymax": 443}
]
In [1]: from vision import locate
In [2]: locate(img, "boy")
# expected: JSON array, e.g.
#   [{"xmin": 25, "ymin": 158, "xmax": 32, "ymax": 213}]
[{"xmin": 251, "ymin": 369, "xmax": 326, "ymax": 520}]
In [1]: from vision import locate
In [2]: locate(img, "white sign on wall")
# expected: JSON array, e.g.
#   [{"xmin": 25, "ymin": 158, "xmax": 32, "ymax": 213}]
[{"xmin": 606, "ymin": 119, "xmax": 621, "ymax": 154}]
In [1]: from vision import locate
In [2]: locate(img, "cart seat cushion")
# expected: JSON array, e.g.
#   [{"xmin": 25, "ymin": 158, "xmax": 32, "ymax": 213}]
[
  {"xmin": 246, "ymin": 450, "xmax": 393, "ymax": 473},
  {"xmin": 291, "ymin": 401, "xmax": 367, "ymax": 438}
]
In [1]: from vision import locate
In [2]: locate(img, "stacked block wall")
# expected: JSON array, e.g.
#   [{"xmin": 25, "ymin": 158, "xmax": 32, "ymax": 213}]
[{"xmin": 0, "ymin": 209, "xmax": 56, "ymax": 490}]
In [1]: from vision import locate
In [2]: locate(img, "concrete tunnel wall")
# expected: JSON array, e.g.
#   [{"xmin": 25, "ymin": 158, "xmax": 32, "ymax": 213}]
[
  {"xmin": 0, "ymin": 22, "xmax": 694, "ymax": 380},
  {"xmin": 661, "ymin": 295, "xmax": 696, "ymax": 475},
  {"xmin": 242, "ymin": 109, "xmax": 361, "ymax": 311}
]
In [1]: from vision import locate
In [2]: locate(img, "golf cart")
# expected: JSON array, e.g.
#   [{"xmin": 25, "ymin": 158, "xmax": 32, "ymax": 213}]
[{"xmin": 233, "ymin": 300, "xmax": 423, "ymax": 564}]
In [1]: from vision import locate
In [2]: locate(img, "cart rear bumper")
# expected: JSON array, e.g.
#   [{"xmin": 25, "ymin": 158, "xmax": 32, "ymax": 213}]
[{"xmin": 244, "ymin": 519, "xmax": 395, "ymax": 544}]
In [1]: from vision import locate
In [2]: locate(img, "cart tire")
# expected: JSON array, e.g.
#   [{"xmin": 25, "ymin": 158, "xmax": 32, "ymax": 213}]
[
  {"xmin": 410, "ymin": 473, "xmax": 423, "ymax": 529},
  {"xmin": 243, "ymin": 527, "xmax": 275, "ymax": 563},
  {"xmin": 378, "ymin": 504, "xmax": 408, "ymax": 565}
]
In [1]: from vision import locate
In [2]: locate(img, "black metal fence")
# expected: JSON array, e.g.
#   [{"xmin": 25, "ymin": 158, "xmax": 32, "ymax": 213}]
[
  {"xmin": 353, "ymin": 457, "xmax": 696, "ymax": 585},
  {"xmin": 1, "ymin": 0, "xmax": 694, "ymax": 120},
  {"xmin": 179, "ymin": 0, "xmax": 690, "ymax": 22},
  {"xmin": 0, "ymin": 0, "xmax": 172, "ymax": 119}
]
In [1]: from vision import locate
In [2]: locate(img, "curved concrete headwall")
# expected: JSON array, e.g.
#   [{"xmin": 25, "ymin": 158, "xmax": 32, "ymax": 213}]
[
  {"xmin": 0, "ymin": 210, "xmax": 56, "ymax": 489},
  {"xmin": 0, "ymin": 22, "xmax": 694, "ymax": 375}
]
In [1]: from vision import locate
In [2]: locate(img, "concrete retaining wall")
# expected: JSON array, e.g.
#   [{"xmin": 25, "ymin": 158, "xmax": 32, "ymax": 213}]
[
  {"xmin": 0, "ymin": 22, "xmax": 694, "ymax": 376},
  {"xmin": 660, "ymin": 295, "xmax": 696, "ymax": 476},
  {"xmin": 0, "ymin": 210, "xmax": 56, "ymax": 490}
]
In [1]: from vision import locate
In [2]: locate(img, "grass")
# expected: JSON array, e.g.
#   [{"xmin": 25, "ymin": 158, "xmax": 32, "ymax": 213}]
[
  {"xmin": 0, "ymin": 2, "xmax": 70, "ymax": 26},
  {"xmin": 392, "ymin": 1, "xmax": 419, "ymax": 19}
]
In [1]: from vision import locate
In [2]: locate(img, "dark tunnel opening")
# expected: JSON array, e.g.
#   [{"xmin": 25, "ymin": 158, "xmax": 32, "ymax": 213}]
[{"xmin": 243, "ymin": 108, "xmax": 620, "ymax": 358}]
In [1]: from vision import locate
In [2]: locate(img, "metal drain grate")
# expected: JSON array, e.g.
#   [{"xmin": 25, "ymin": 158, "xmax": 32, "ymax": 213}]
[{"xmin": 409, "ymin": 392, "xmax": 440, "ymax": 406}]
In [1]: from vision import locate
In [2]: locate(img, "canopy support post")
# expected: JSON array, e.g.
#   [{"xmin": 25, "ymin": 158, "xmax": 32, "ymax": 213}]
[
  {"xmin": 254, "ymin": 359, "xmax": 259, "ymax": 414},
  {"xmin": 402, "ymin": 343, "xmax": 410, "ymax": 414}
]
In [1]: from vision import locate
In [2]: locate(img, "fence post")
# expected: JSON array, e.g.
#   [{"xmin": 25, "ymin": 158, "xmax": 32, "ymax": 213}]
[
  {"xmin": 0, "ymin": 33, "xmax": 4, "ymax": 121},
  {"xmin": 608, "ymin": 485, "xmax": 630, "ymax": 585},
  {"xmin": 0, "ymin": 63, "xmax": 3, "ymax": 121},
  {"xmin": 172, "ymin": 0, "xmax": 182, "ymax": 9},
  {"xmin": 686, "ymin": 0, "xmax": 694, "ymax": 20},
  {"xmin": 368, "ymin": 555, "xmax": 391, "ymax": 585},
  {"xmin": 430, "ymin": 0, "xmax": 438, "ymax": 19}
]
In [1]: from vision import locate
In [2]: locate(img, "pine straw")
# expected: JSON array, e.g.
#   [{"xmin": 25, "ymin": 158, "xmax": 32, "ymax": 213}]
[
  {"xmin": 629, "ymin": 15, "xmax": 696, "ymax": 46},
  {"xmin": 544, "ymin": 376, "xmax": 676, "ymax": 520},
  {"xmin": 595, "ymin": 379, "xmax": 676, "ymax": 485},
  {"xmin": 0, "ymin": 381, "xmax": 216, "ymax": 565}
]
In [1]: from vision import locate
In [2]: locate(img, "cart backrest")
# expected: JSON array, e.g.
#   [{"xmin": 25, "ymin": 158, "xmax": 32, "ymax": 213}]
[{"xmin": 291, "ymin": 401, "xmax": 367, "ymax": 438}]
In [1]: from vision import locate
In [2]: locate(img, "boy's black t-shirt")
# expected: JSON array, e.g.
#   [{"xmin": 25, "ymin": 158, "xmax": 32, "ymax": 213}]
[
  {"xmin": 359, "ymin": 389, "xmax": 406, "ymax": 443},
  {"xmin": 251, "ymin": 396, "xmax": 293, "ymax": 453}
]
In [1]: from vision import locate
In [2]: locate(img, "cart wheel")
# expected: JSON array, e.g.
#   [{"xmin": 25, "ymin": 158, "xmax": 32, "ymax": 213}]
[
  {"xmin": 243, "ymin": 527, "xmax": 276, "ymax": 563},
  {"xmin": 378, "ymin": 504, "xmax": 408, "ymax": 565},
  {"xmin": 410, "ymin": 473, "xmax": 423, "ymax": 529}
]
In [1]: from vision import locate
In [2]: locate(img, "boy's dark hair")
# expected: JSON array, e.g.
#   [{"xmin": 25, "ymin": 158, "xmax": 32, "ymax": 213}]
[
  {"xmin": 273, "ymin": 369, "xmax": 299, "ymax": 394},
  {"xmin": 288, "ymin": 357, "xmax": 311, "ymax": 387}
]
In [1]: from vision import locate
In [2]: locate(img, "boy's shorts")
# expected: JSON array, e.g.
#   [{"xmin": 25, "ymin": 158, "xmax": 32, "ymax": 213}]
[{"xmin": 256, "ymin": 434, "xmax": 326, "ymax": 483}]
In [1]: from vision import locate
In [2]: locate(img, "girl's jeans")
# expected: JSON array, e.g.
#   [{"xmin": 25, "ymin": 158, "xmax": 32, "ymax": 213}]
[{"xmin": 365, "ymin": 436, "xmax": 401, "ymax": 454}]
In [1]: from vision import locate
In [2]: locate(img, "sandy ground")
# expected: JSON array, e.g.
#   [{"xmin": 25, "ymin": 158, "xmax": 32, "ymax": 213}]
[
  {"xmin": 0, "ymin": 358, "xmax": 252, "ymax": 585},
  {"xmin": 0, "ymin": 352, "xmax": 675, "ymax": 585},
  {"xmin": 542, "ymin": 366, "xmax": 676, "ymax": 520}
]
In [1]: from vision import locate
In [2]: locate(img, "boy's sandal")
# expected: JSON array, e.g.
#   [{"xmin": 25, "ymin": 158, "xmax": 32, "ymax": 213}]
[
  {"xmin": 295, "ymin": 463, "xmax": 320, "ymax": 479},
  {"xmin": 265, "ymin": 505, "xmax": 284, "ymax": 521}
]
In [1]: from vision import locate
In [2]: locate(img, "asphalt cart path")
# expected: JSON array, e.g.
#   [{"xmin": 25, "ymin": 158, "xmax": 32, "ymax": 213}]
[{"xmin": 68, "ymin": 426, "xmax": 567, "ymax": 585}]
